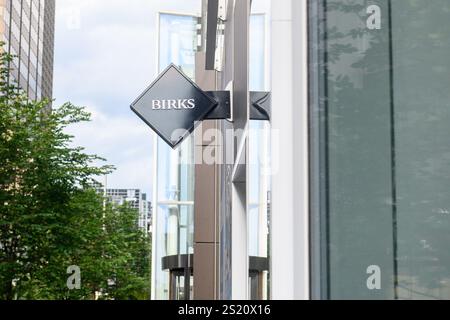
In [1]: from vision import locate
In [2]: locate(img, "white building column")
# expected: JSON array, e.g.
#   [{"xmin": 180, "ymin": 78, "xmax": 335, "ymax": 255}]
[{"xmin": 270, "ymin": 0, "xmax": 309, "ymax": 300}]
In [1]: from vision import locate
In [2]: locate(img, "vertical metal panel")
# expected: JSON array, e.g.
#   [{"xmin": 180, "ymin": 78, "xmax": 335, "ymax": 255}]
[
  {"xmin": 308, "ymin": 0, "xmax": 329, "ymax": 300},
  {"xmin": 270, "ymin": 0, "xmax": 310, "ymax": 300},
  {"xmin": 270, "ymin": 0, "xmax": 295, "ymax": 299},
  {"xmin": 193, "ymin": 51, "xmax": 220, "ymax": 300},
  {"xmin": 194, "ymin": 160, "xmax": 217, "ymax": 244},
  {"xmin": 291, "ymin": 0, "xmax": 310, "ymax": 301},
  {"xmin": 231, "ymin": 0, "xmax": 251, "ymax": 300},
  {"xmin": 232, "ymin": 0, "xmax": 250, "ymax": 141},
  {"xmin": 201, "ymin": 0, "xmax": 252, "ymax": 300},
  {"xmin": 194, "ymin": 243, "xmax": 217, "ymax": 298},
  {"xmin": 206, "ymin": 0, "xmax": 219, "ymax": 70}
]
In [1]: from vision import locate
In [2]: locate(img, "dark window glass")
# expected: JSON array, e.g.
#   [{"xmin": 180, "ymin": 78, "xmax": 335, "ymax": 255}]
[{"xmin": 310, "ymin": 0, "xmax": 450, "ymax": 300}]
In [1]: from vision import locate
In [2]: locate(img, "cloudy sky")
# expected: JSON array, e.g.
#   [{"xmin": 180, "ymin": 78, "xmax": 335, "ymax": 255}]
[{"xmin": 53, "ymin": 0, "xmax": 201, "ymax": 197}]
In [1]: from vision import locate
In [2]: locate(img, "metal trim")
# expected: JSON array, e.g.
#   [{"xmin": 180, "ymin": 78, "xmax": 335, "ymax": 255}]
[
  {"xmin": 206, "ymin": 0, "xmax": 219, "ymax": 70},
  {"xmin": 162, "ymin": 254, "xmax": 268, "ymax": 273},
  {"xmin": 250, "ymin": 92, "xmax": 271, "ymax": 121},
  {"xmin": 249, "ymin": 257, "xmax": 269, "ymax": 273},
  {"xmin": 162, "ymin": 254, "xmax": 194, "ymax": 271},
  {"xmin": 204, "ymin": 90, "xmax": 231, "ymax": 119}
]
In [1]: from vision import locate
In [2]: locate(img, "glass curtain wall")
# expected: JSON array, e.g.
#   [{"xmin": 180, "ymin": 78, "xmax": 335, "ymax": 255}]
[
  {"xmin": 154, "ymin": 12, "xmax": 198, "ymax": 300},
  {"xmin": 310, "ymin": 0, "xmax": 450, "ymax": 300},
  {"xmin": 248, "ymin": 9, "xmax": 271, "ymax": 300},
  {"xmin": 2, "ymin": 0, "xmax": 51, "ymax": 101}
]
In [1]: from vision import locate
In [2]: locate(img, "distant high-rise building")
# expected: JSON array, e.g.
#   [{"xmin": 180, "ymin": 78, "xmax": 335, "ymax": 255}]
[
  {"xmin": 0, "ymin": 0, "xmax": 55, "ymax": 101},
  {"xmin": 94, "ymin": 185, "xmax": 153, "ymax": 235}
]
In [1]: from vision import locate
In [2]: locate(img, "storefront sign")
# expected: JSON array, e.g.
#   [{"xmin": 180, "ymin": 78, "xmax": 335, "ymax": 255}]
[
  {"xmin": 131, "ymin": 63, "xmax": 271, "ymax": 149},
  {"xmin": 131, "ymin": 64, "xmax": 219, "ymax": 148}
]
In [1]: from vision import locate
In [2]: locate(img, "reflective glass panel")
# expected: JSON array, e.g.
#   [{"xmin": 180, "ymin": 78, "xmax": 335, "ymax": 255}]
[{"xmin": 310, "ymin": 0, "xmax": 450, "ymax": 300}]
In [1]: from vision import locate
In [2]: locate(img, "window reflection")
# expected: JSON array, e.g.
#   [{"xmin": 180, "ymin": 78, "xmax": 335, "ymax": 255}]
[
  {"xmin": 248, "ymin": 11, "xmax": 270, "ymax": 300},
  {"xmin": 311, "ymin": 0, "xmax": 450, "ymax": 300},
  {"xmin": 154, "ymin": 138, "xmax": 195, "ymax": 300},
  {"xmin": 154, "ymin": 11, "xmax": 198, "ymax": 300}
]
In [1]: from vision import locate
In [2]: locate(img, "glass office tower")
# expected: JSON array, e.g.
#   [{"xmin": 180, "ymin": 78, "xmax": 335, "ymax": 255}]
[{"xmin": 0, "ymin": 0, "xmax": 55, "ymax": 101}]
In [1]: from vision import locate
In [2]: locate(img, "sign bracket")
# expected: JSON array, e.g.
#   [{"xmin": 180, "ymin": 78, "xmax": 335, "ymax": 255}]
[
  {"xmin": 131, "ymin": 64, "xmax": 271, "ymax": 149},
  {"xmin": 204, "ymin": 91, "xmax": 271, "ymax": 121}
]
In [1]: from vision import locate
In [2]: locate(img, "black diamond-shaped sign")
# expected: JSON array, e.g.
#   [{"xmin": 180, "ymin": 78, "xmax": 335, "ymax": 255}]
[{"xmin": 131, "ymin": 64, "xmax": 218, "ymax": 148}]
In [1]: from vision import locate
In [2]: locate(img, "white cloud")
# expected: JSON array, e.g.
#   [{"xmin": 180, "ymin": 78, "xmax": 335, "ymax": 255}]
[
  {"xmin": 65, "ymin": 104, "xmax": 154, "ymax": 195},
  {"xmin": 53, "ymin": 0, "xmax": 201, "ymax": 197}
]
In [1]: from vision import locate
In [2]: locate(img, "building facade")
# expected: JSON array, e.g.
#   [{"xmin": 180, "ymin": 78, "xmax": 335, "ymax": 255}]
[
  {"xmin": 95, "ymin": 186, "xmax": 153, "ymax": 235},
  {"xmin": 151, "ymin": 0, "xmax": 271, "ymax": 300},
  {"xmin": 273, "ymin": 0, "xmax": 450, "ymax": 300},
  {"xmin": 150, "ymin": 0, "xmax": 450, "ymax": 300},
  {"xmin": 0, "ymin": 0, "xmax": 55, "ymax": 101}
]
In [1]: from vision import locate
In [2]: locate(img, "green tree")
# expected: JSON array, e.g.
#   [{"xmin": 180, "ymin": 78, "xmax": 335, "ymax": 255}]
[{"xmin": 0, "ymin": 48, "xmax": 151, "ymax": 300}]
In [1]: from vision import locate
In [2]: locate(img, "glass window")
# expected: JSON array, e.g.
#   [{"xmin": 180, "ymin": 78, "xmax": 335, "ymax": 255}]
[
  {"xmin": 3, "ymin": 7, "xmax": 11, "ymax": 30},
  {"xmin": 12, "ymin": 0, "xmax": 21, "ymax": 16},
  {"xmin": 29, "ymin": 73, "xmax": 37, "ymax": 93},
  {"xmin": 22, "ymin": 12, "xmax": 30, "ymax": 35},
  {"xmin": 159, "ymin": 13, "xmax": 198, "ymax": 78},
  {"xmin": 248, "ymin": 11, "xmax": 270, "ymax": 301},
  {"xmin": 154, "ymin": 11, "xmax": 199, "ymax": 301},
  {"xmin": 11, "ymin": 20, "xmax": 20, "ymax": 40},
  {"xmin": 310, "ymin": 0, "xmax": 450, "ymax": 300}
]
